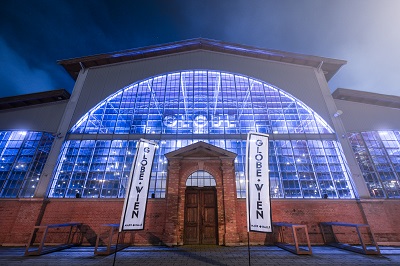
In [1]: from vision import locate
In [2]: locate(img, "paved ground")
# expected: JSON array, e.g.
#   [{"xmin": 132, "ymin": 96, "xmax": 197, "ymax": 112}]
[{"xmin": 1, "ymin": 245, "xmax": 400, "ymax": 266}]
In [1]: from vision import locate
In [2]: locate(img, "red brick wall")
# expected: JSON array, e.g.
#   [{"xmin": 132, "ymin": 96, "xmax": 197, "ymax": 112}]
[
  {"xmin": 360, "ymin": 199, "xmax": 400, "ymax": 243},
  {"xmin": 236, "ymin": 199, "xmax": 400, "ymax": 245},
  {"xmin": 1, "ymin": 198, "xmax": 399, "ymax": 246},
  {"xmin": 0, "ymin": 199, "xmax": 43, "ymax": 244},
  {"xmin": 0, "ymin": 198, "xmax": 167, "ymax": 246}
]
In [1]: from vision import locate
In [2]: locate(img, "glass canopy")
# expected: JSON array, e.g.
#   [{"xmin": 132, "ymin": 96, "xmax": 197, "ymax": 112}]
[{"xmin": 48, "ymin": 70, "xmax": 355, "ymax": 199}]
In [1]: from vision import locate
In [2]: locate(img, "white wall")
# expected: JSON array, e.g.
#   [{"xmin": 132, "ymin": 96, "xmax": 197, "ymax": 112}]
[
  {"xmin": 334, "ymin": 99, "xmax": 400, "ymax": 132},
  {"xmin": 0, "ymin": 102, "xmax": 67, "ymax": 133}
]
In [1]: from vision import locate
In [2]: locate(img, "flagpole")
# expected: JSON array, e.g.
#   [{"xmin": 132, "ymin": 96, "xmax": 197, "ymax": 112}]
[
  {"xmin": 247, "ymin": 231, "xmax": 251, "ymax": 266},
  {"xmin": 112, "ymin": 231, "xmax": 120, "ymax": 266}
]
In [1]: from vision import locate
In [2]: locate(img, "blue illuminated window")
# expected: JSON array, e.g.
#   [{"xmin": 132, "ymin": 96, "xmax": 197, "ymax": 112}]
[
  {"xmin": 348, "ymin": 131, "xmax": 400, "ymax": 198},
  {"xmin": 0, "ymin": 131, "xmax": 54, "ymax": 198},
  {"xmin": 186, "ymin": 171, "xmax": 216, "ymax": 187},
  {"xmin": 49, "ymin": 70, "xmax": 354, "ymax": 199}
]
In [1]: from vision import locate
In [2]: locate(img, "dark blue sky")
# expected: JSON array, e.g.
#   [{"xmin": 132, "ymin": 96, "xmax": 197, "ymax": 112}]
[{"xmin": 1, "ymin": 0, "xmax": 399, "ymax": 98}]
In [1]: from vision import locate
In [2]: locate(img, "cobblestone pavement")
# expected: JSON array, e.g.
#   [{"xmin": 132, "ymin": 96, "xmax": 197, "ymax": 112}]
[{"xmin": 1, "ymin": 245, "xmax": 400, "ymax": 266}]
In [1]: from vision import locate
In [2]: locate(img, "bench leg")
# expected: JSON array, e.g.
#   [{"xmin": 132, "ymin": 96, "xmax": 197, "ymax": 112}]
[{"xmin": 25, "ymin": 227, "xmax": 39, "ymax": 256}]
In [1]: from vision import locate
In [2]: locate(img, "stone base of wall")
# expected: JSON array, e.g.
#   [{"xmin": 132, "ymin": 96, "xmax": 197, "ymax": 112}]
[{"xmin": 1, "ymin": 198, "xmax": 399, "ymax": 246}]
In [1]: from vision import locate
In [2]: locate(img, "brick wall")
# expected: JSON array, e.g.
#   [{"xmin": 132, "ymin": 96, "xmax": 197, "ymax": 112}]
[
  {"xmin": 0, "ymin": 198, "xmax": 167, "ymax": 246},
  {"xmin": 236, "ymin": 199, "xmax": 400, "ymax": 245},
  {"xmin": 0, "ymin": 199, "xmax": 43, "ymax": 244},
  {"xmin": 360, "ymin": 199, "xmax": 400, "ymax": 243},
  {"xmin": 1, "ymin": 198, "xmax": 399, "ymax": 246}
]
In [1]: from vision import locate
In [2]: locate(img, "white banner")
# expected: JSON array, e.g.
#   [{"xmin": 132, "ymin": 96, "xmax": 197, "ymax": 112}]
[
  {"xmin": 246, "ymin": 132, "xmax": 272, "ymax": 233},
  {"xmin": 119, "ymin": 139, "xmax": 157, "ymax": 231}
]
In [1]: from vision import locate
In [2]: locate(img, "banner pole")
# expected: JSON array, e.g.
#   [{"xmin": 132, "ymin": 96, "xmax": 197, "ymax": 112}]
[
  {"xmin": 247, "ymin": 231, "xmax": 251, "ymax": 266},
  {"xmin": 112, "ymin": 231, "xmax": 121, "ymax": 266}
]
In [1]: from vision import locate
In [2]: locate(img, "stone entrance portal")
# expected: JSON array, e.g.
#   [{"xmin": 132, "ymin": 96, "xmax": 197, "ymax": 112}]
[{"xmin": 163, "ymin": 141, "xmax": 239, "ymax": 246}]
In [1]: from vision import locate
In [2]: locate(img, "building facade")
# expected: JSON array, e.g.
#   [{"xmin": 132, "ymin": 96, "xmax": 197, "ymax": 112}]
[{"xmin": 0, "ymin": 39, "xmax": 399, "ymax": 246}]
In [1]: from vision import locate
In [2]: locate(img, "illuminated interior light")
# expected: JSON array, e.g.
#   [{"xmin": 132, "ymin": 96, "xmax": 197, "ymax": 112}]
[{"xmin": 48, "ymin": 70, "xmax": 357, "ymax": 199}]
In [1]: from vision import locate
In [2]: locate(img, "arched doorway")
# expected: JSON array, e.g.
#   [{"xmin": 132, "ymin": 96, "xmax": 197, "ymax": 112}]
[
  {"xmin": 164, "ymin": 141, "xmax": 239, "ymax": 246},
  {"xmin": 184, "ymin": 171, "xmax": 218, "ymax": 244}
]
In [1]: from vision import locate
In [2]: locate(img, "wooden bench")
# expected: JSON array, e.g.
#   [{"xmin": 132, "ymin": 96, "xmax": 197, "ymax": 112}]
[
  {"xmin": 94, "ymin": 224, "xmax": 129, "ymax": 255},
  {"xmin": 273, "ymin": 222, "xmax": 312, "ymax": 255},
  {"xmin": 25, "ymin": 222, "xmax": 82, "ymax": 256},
  {"xmin": 319, "ymin": 222, "xmax": 380, "ymax": 255}
]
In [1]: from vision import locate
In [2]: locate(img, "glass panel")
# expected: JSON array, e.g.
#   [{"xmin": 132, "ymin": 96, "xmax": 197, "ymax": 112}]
[
  {"xmin": 186, "ymin": 171, "xmax": 216, "ymax": 187},
  {"xmin": 349, "ymin": 131, "xmax": 400, "ymax": 198},
  {"xmin": 70, "ymin": 71, "xmax": 334, "ymax": 135},
  {"xmin": 0, "ymin": 131, "xmax": 54, "ymax": 198},
  {"xmin": 50, "ymin": 70, "xmax": 355, "ymax": 199}
]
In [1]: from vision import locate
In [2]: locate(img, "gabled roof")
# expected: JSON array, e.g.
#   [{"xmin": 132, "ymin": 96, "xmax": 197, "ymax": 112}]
[
  {"xmin": 332, "ymin": 88, "xmax": 400, "ymax": 109},
  {"xmin": 58, "ymin": 38, "xmax": 346, "ymax": 81},
  {"xmin": 0, "ymin": 89, "xmax": 70, "ymax": 111},
  {"xmin": 165, "ymin": 141, "xmax": 236, "ymax": 159}
]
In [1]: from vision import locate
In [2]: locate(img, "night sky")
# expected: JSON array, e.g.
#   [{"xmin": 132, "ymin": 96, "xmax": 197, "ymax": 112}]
[{"xmin": 1, "ymin": 0, "xmax": 399, "ymax": 98}]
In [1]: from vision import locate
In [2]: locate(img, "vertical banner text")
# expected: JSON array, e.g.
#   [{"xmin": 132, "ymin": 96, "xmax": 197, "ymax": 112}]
[
  {"xmin": 119, "ymin": 139, "xmax": 157, "ymax": 231},
  {"xmin": 246, "ymin": 132, "xmax": 272, "ymax": 232}
]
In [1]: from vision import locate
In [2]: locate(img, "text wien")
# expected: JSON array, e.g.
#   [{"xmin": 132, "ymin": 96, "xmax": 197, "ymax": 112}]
[
  {"xmin": 132, "ymin": 147, "xmax": 150, "ymax": 219},
  {"xmin": 255, "ymin": 140, "xmax": 265, "ymax": 219}
]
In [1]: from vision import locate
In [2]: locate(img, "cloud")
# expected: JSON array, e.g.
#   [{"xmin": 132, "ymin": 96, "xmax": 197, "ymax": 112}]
[
  {"xmin": 1, "ymin": 0, "xmax": 399, "ymax": 98},
  {"xmin": 0, "ymin": 38, "xmax": 56, "ymax": 96}
]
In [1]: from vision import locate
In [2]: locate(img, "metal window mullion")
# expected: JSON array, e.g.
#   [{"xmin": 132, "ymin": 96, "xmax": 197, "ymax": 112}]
[
  {"xmin": 273, "ymin": 141, "xmax": 285, "ymax": 198},
  {"xmin": 180, "ymin": 72, "xmax": 188, "ymax": 119},
  {"xmin": 118, "ymin": 140, "xmax": 129, "ymax": 198},
  {"xmin": 113, "ymin": 88, "xmax": 126, "ymax": 134},
  {"xmin": 65, "ymin": 142, "xmax": 82, "ymax": 197},
  {"xmin": 50, "ymin": 141, "xmax": 70, "ymax": 197},
  {"xmin": 81, "ymin": 140, "xmax": 96, "ymax": 197},
  {"xmin": 143, "ymin": 80, "xmax": 153, "ymax": 136},
  {"xmin": 260, "ymin": 83, "xmax": 271, "ymax": 133},
  {"xmin": 0, "ymin": 132, "xmax": 16, "ymax": 196},
  {"xmin": 375, "ymin": 132, "xmax": 400, "ymax": 198},
  {"xmin": 220, "ymin": 72, "xmax": 228, "ymax": 135},
  {"xmin": 360, "ymin": 133, "xmax": 387, "ymax": 198},
  {"xmin": 322, "ymin": 140, "xmax": 340, "ymax": 198},
  {"xmin": 246, "ymin": 78, "xmax": 257, "ymax": 132},
  {"xmin": 15, "ymin": 135, "xmax": 33, "ymax": 197},
  {"xmin": 304, "ymin": 140, "xmax": 323, "ymax": 198},
  {"xmin": 333, "ymin": 141, "xmax": 356, "ymax": 198},
  {"xmin": 17, "ymin": 134, "xmax": 41, "ymax": 197},
  {"xmin": 277, "ymin": 89, "xmax": 288, "ymax": 133},
  {"xmin": 289, "ymin": 140, "xmax": 306, "ymax": 198},
  {"xmin": 0, "ymin": 133, "xmax": 26, "ymax": 197},
  {"xmin": 130, "ymin": 84, "xmax": 140, "ymax": 134},
  {"xmin": 99, "ymin": 142, "xmax": 111, "ymax": 198},
  {"xmin": 233, "ymin": 74, "xmax": 241, "ymax": 133},
  {"xmin": 152, "ymin": 74, "xmax": 169, "ymax": 197},
  {"xmin": 287, "ymin": 140, "xmax": 303, "ymax": 198}
]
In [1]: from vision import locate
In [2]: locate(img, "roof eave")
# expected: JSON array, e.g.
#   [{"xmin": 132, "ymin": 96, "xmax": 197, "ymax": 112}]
[{"xmin": 58, "ymin": 38, "xmax": 346, "ymax": 81}]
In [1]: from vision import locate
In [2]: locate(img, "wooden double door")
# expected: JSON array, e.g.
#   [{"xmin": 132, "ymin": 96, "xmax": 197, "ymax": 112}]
[{"xmin": 184, "ymin": 187, "xmax": 218, "ymax": 244}]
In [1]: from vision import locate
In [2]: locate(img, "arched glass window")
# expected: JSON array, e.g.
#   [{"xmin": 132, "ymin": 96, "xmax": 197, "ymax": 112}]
[
  {"xmin": 186, "ymin": 171, "xmax": 216, "ymax": 187},
  {"xmin": 0, "ymin": 131, "xmax": 54, "ymax": 198},
  {"xmin": 48, "ymin": 70, "xmax": 355, "ymax": 199}
]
